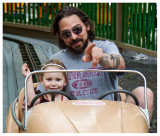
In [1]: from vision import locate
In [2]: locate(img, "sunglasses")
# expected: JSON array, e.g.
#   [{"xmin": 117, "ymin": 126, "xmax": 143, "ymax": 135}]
[{"xmin": 61, "ymin": 24, "xmax": 83, "ymax": 39}]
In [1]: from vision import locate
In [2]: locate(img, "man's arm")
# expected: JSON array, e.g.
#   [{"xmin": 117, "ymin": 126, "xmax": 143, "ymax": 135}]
[
  {"xmin": 22, "ymin": 63, "xmax": 40, "ymax": 104},
  {"xmin": 99, "ymin": 53, "xmax": 125, "ymax": 69},
  {"xmin": 82, "ymin": 42, "xmax": 125, "ymax": 69}
]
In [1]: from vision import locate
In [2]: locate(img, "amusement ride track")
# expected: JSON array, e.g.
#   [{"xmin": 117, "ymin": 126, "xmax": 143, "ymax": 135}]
[{"xmin": 3, "ymin": 36, "xmax": 41, "ymax": 82}]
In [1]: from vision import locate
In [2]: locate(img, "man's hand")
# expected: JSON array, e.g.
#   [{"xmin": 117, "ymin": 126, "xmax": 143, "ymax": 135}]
[{"xmin": 82, "ymin": 43, "xmax": 103, "ymax": 68}]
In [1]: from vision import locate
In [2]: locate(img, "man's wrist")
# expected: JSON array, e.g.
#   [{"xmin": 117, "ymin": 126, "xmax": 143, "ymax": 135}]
[{"xmin": 99, "ymin": 54, "xmax": 111, "ymax": 69}]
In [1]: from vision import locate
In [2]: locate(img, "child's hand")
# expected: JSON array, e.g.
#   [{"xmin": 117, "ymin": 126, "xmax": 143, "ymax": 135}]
[{"xmin": 22, "ymin": 63, "xmax": 31, "ymax": 77}]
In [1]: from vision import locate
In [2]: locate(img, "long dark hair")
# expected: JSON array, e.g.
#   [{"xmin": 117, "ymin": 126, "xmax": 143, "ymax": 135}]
[{"xmin": 50, "ymin": 6, "xmax": 95, "ymax": 49}]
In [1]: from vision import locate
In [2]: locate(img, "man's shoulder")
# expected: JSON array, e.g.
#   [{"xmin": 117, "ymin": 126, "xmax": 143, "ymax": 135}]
[
  {"xmin": 93, "ymin": 40, "xmax": 115, "ymax": 46},
  {"xmin": 93, "ymin": 40, "xmax": 120, "ymax": 54},
  {"xmin": 53, "ymin": 49, "xmax": 66, "ymax": 55},
  {"xmin": 49, "ymin": 49, "xmax": 67, "ymax": 60}
]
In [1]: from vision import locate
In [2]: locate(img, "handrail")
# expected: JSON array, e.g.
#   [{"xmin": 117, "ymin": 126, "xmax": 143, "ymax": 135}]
[{"xmin": 11, "ymin": 97, "xmax": 24, "ymax": 130}]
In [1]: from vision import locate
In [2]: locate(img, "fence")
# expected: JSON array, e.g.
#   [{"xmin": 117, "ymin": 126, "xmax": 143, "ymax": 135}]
[
  {"xmin": 3, "ymin": 3, "xmax": 157, "ymax": 57},
  {"xmin": 121, "ymin": 3, "xmax": 157, "ymax": 51}
]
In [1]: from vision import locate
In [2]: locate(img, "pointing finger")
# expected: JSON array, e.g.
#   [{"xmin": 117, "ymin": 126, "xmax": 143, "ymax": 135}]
[
  {"xmin": 82, "ymin": 43, "xmax": 96, "ymax": 62},
  {"xmin": 91, "ymin": 47, "xmax": 103, "ymax": 68},
  {"xmin": 84, "ymin": 43, "xmax": 96, "ymax": 54}
]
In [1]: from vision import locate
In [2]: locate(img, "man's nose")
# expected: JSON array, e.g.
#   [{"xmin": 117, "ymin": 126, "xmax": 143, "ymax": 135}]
[{"xmin": 70, "ymin": 31, "xmax": 78, "ymax": 40}]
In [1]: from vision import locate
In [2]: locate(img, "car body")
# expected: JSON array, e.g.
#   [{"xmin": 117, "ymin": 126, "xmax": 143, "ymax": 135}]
[{"xmin": 6, "ymin": 69, "xmax": 150, "ymax": 133}]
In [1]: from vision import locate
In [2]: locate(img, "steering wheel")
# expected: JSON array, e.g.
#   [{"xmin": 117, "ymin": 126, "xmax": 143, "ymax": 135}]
[
  {"xmin": 97, "ymin": 89, "xmax": 139, "ymax": 106},
  {"xmin": 30, "ymin": 90, "xmax": 75, "ymax": 108}
]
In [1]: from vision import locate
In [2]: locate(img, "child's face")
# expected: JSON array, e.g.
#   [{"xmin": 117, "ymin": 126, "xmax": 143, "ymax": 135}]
[{"xmin": 40, "ymin": 66, "xmax": 67, "ymax": 91}]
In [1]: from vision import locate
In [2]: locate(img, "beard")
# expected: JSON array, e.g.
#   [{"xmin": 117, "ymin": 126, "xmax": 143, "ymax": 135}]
[{"xmin": 67, "ymin": 38, "xmax": 89, "ymax": 54}]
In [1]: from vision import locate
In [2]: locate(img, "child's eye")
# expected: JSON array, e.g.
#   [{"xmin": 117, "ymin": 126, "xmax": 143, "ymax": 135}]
[
  {"xmin": 56, "ymin": 78, "xmax": 61, "ymax": 81},
  {"xmin": 47, "ymin": 79, "xmax": 52, "ymax": 81}
]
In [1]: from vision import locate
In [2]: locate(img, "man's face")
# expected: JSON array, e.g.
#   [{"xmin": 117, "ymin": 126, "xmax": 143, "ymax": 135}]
[{"xmin": 59, "ymin": 15, "xmax": 90, "ymax": 54}]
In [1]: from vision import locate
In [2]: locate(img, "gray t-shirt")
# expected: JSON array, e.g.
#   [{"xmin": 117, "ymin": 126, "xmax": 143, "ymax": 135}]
[{"xmin": 49, "ymin": 40, "xmax": 121, "ymax": 100}]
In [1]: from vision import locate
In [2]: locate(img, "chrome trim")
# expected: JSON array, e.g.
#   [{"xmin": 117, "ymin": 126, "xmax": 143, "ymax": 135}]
[
  {"xmin": 11, "ymin": 97, "xmax": 24, "ymax": 130},
  {"xmin": 139, "ymin": 107, "xmax": 150, "ymax": 128}
]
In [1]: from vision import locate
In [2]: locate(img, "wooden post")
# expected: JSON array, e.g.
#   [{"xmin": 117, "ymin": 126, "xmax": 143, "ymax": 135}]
[{"xmin": 116, "ymin": 3, "xmax": 123, "ymax": 53}]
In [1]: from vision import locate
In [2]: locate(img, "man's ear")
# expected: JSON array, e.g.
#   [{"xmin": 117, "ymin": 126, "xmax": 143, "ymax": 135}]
[
  {"xmin": 59, "ymin": 35, "xmax": 63, "ymax": 40},
  {"xmin": 58, "ymin": 32, "xmax": 63, "ymax": 40},
  {"xmin": 86, "ymin": 25, "xmax": 90, "ymax": 31}
]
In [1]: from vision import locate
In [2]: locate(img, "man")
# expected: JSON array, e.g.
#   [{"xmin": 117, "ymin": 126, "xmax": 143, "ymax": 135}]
[{"xmin": 49, "ymin": 6, "xmax": 153, "ymax": 120}]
